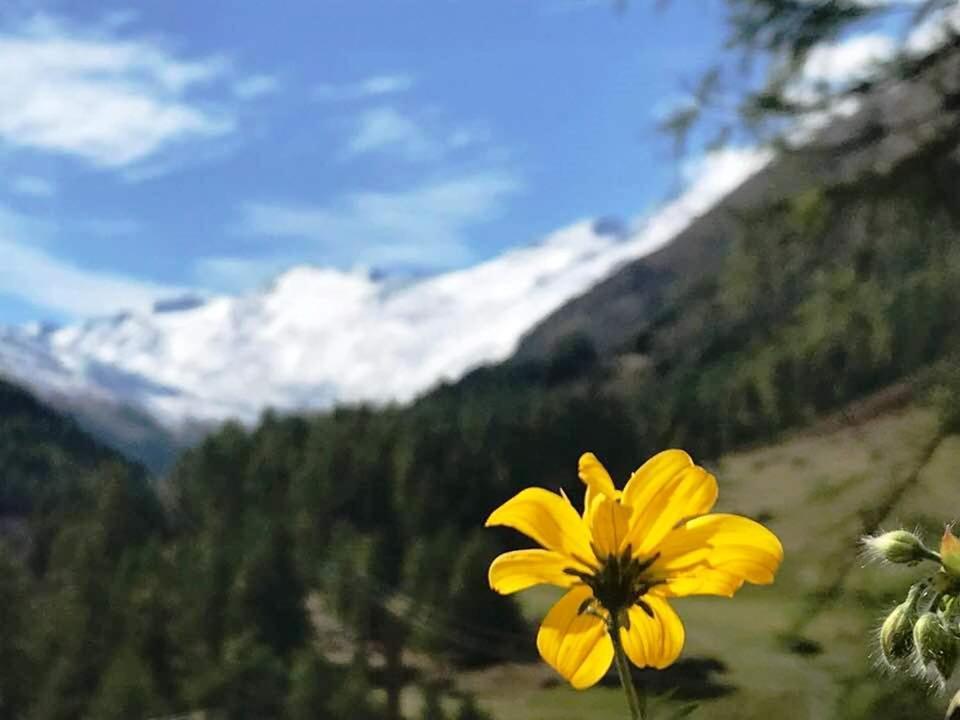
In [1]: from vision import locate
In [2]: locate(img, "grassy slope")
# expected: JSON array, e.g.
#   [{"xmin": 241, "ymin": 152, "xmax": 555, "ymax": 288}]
[{"xmin": 453, "ymin": 402, "xmax": 959, "ymax": 720}]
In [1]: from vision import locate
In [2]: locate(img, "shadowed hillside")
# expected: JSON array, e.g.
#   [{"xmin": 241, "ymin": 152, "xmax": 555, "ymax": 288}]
[
  {"xmin": 516, "ymin": 46, "xmax": 960, "ymax": 363},
  {"xmin": 0, "ymin": 378, "xmax": 141, "ymax": 518}
]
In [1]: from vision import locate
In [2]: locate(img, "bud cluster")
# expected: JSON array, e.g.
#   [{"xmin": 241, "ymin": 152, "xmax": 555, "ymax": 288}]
[{"xmin": 867, "ymin": 527, "xmax": 960, "ymax": 693}]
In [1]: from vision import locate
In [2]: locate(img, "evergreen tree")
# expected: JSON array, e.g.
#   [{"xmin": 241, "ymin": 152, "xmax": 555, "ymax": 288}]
[
  {"xmin": 420, "ymin": 684, "xmax": 447, "ymax": 720},
  {"xmin": 455, "ymin": 696, "xmax": 491, "ymax": 720},
  {"xmin": 445, "ymin": 531, "xmax": 529, "ymax": 667},
  {"xmin": 326, "ymin": 660, "xmax": 380, "ymax": 720},
  {"xmin": 200, "ymin": 633, "xmax": 288, "ymax": 720},
  {"xmin": 87, "ymin": 645, "xmax": 165, "ymax": 720},
  {"xmin": 0, "ymin": 544, "xmax": 34, "ymax": 720},
  {"xmin": 286, "ymin": 649, "xmax": 335, "ymax": 720}
]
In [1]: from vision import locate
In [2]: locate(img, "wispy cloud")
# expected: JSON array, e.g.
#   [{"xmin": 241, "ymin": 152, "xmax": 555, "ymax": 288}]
[
  {"xmin": 347, "ymin": 106, "xmax": 438, "ymax": 161},
  {"xmin": 345, "ymin": 105, "xmax": 488, "ymax": 163},
  {"xmin": 10, "ymin": 174, "xmax": 56, "ymax": 197},
  {"xmin": 0, "ymin": 15, "xmax": 243, "ymax": 168},
  {"xmin": 314, "ymin": 73, "xmax": 415, "ymax": 102},
  {"xmin": 225, "ymin": 171, "xmax": 524, "ymax": 280},
  {"xmin": 0, "ymin": 205, "xmax": 190, "ymax": 317},
  {"xmin": 233, "ymin": 73, "xmax": 279, "ymax": 100}
]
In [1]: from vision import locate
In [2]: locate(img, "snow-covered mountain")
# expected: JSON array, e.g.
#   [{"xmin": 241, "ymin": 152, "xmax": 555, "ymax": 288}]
[{"xmin": 0, "ymin": 148, "xmax": 767, "ymax": 430}]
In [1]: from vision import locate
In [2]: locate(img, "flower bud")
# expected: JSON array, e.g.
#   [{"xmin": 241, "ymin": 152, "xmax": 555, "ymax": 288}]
[
  {"xmin": 880, "ymin": 594, "xmax": 919, "ymax": 665},
  {"xmin": 914, "ymin": 612, "xmax": 959, "ymax": 683},
  {"xmin": 940, "ymin": 526, "xmax": 960, "ymax": 579},
  {"xmin": 863, "ymin": 530, "xmax": 932, "ymax": 565}
]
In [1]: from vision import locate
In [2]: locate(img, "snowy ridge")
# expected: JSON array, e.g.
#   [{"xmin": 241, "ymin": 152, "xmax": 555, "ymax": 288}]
[{"xmin": 0, "ymin": 148, "xmax": 768, "ymax": 428}]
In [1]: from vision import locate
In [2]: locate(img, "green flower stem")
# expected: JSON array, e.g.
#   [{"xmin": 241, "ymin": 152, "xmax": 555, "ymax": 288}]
[{"xmin": 610, "ymin": 618, "xmax": 646, "ymax": 720}]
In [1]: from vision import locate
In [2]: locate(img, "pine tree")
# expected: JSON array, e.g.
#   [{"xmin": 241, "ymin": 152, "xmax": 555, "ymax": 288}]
[
  {"xmin": 86, "ymin": 646, "xmax": 165, "ymax": 720},
  {"xmin": 0, "ymin": 544, "xmax": 35, "ymax": 720},
  {"xmin": 420, "ymin": 684, "xmax": 447, "ymax": 720},
  {"xmin": 455, "ymin": 696, "xmax": 491, "ymax": 720},
  {"xmin": 286, "ymin": 649, "xmax": 334, "ymax": 720}
]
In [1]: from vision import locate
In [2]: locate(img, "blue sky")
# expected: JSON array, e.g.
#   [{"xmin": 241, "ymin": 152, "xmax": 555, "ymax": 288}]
[{"xmin": 0, "ymin": 0, "xmax": 736, "ymax": 324}]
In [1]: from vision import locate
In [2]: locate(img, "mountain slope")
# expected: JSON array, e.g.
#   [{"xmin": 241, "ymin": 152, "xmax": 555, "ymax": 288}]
[
  {"xmin": 516, "ymin": 47, "xmax": 960, "ymax": 361},
  {"xmin": 0, "ymin": 151, "xmax": 763, "ymax": 430},
  {"xmin": 0, "ymin": 377, "xmax": 138, "ymax": 517}
]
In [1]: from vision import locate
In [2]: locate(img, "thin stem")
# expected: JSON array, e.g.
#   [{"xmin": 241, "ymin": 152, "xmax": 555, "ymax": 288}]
[{"xmin": 610, "ymin": 617, "xmax": 646, "ymax": 720}]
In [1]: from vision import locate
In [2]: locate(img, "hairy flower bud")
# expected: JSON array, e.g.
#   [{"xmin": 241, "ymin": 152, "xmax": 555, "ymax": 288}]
[
  {"xmin": 914, "ymin": 612, "xmax": 959, "ymax": 683},
  {"xmin": 880, "ymin": 590, "xmax": 920, "ymax": 666},
  {"xmin": 941, "ymin": 526, "xmax": 960, "ymax": 579},
  {"xmin": 863, "ymin": 530, "xmax": 933, "ymax": 565}
]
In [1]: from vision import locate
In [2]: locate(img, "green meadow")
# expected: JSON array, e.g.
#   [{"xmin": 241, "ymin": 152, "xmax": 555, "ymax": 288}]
[{"xmin": 337, "ymin": 402, "xmax": 960, "ymax": 720}]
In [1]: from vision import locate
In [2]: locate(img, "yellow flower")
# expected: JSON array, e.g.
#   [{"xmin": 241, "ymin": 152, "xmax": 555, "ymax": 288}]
[{"xmin": 485, "ymin": 450, "xmax": 783, "ymax": 689}]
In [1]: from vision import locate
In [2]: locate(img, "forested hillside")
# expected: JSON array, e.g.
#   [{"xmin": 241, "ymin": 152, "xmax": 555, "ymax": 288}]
[
  {"xmin": 0, "ymin": 381, "xmax": 167, "ymax": 718},
  {"xmin": 511, "ymin": 130, "xmax": 960, "ymax": 458},
  {"xmin": 0, "ymin": 378, "xmax": 138, "ymax": 517}
]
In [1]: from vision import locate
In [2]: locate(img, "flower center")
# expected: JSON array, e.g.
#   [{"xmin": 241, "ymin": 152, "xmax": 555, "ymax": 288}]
[{"xmin": 565, "ymin": 545, "xmax": 662, "ymax": 620}]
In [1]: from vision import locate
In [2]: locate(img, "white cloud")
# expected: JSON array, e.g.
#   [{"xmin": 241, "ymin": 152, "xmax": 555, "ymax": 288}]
[
  {"xmin": 314, "ymin": 73, "xmax": 415, "ymax": 102},
  {"xmin": 905, "ymin": 3, "xmax": 960, "ymax": 55},
  {"xmin": 0, "ymin": 208, "xmax": 191, "ymax": 317},
  {"xmin": 239, "ymin": 171, "xmax": 524, "ymax": 268},
  {"xmin": 345, "ymin": 106, "xmax": 487, "ymax": 162},
  {"xmin": 10, "ymin": 174, "xmax": 56, "ymax": 197},
  {"xmin": 801, "ymin": 34, "xmax": 896, "ymax": 87},
  {"xmin": 0, "ymin": 15, "xmax": 235, "ymax": 168},
  {"xmin": 233, "ymin": 73, "xmax": 279, "ymax": 99},
  {"xmin": 448, "ymin": 127, "xmax": 486, "ymax": 148},
  {"xmin": 347, "ymin": 106, "xmax": 438, "ymax": 161}
]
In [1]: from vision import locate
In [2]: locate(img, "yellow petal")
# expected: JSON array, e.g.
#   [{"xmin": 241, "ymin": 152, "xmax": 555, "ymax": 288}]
[
  {"xmin": 622, "ymin": 456, "xmax": 719, "ymax": 556},
  {"xmin": 621, "ymin": 449, "xmax": 695, "ymax": 508},
  {"xmin": 585, "ymin": 494, "xmax": 631, "ymax": 560},
  {"xmin": 488, "ymin": 549, "xmax": 581, "ymax": 595},
  {"xmin": 651, "ymin": 513, "xmax": 783, "ymax": 598},
  {"xmin": 486, "ymin": 488, "xmax": 595, "ymax": 562},
  {"xmin": 620, "ymin": 596, "xmax": 685, "ymax": 669},
  {"xmin": 579, "ymin": 452, "xmax": 618, "ymax": 503},
  {"xmin": 537, "ymin": 585, "xmax": 614, "ymax": 689},
  {"xmin": 650, "ymin": 571, "xmax": 745, "ymax": 598}
]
